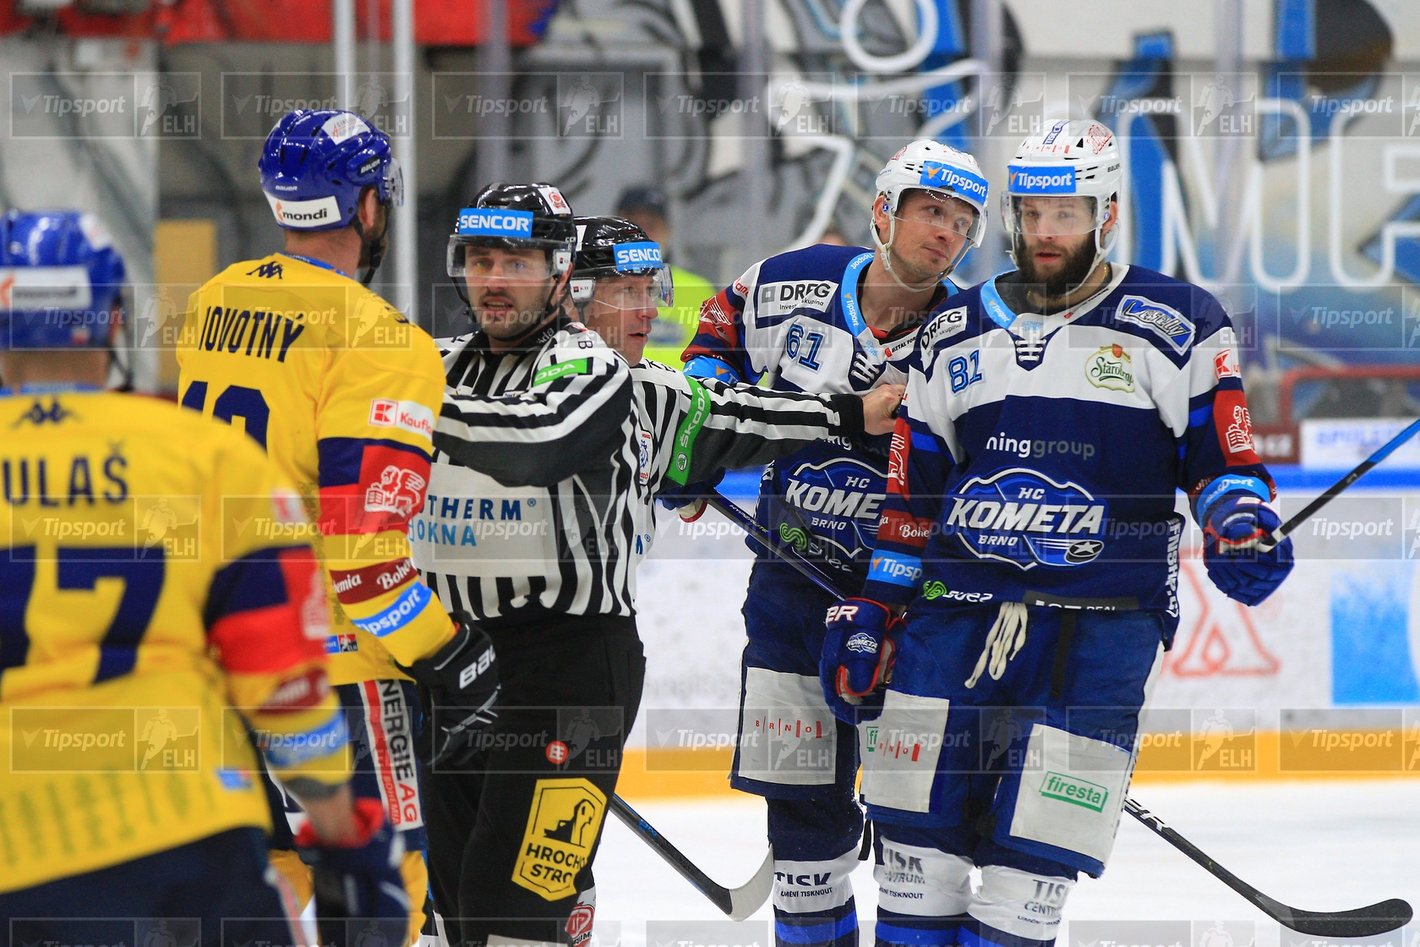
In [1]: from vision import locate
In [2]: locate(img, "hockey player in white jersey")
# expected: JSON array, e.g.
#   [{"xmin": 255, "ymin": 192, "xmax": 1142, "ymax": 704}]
[
  {"xmin": 682, "ymin": 140, "xmax": 989, "ymax": 947},
  {"xmin": 821, "ymin": 120, "xmax": 1295, "ymax": 947}
]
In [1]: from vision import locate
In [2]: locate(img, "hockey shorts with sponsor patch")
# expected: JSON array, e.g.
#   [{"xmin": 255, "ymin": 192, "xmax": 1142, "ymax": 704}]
[
  {"xmin": 733, "ymin": 562, "xmax": 861, "ymax": 798},
  {"xmin": 860, "ymin": 606, "xmax": 1164, "ymax": 877}
]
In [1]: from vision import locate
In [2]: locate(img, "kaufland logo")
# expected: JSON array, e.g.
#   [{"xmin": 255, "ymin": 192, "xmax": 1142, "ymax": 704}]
[
  {"xmin": 266, "ymin": 193, "xmax": 340, "ymax": 228},
  {"xmin": 1007, "ymin": 166, "xmax": 1077, "ymax": 194},
  {"xmin": 457, "ymin": 208, "xmax": 534, "ymax": 238},
  {"xmin": 614, "ymin": 242, "xmax": 662, "ymax": 270},
  {"xmin": 920, "ymin": 161, "xmax": 989, "ymax": 203}
]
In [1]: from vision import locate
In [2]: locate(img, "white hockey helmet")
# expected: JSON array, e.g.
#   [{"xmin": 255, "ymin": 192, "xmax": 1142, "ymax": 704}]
[
  {"xmin": 872, "ymin": 139, "xmax": 989, "ymax": 283},
  {"xmin": 1001, "ymin": 119, "xmax": 1123, "ymax": 272},
  {"xmin": 875, "ymin": 139, "xmax": 989, "ymax": 245}
]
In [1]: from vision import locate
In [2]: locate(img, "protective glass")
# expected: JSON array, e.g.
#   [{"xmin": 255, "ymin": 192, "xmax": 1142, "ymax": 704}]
[
  {"xmin": 447, "ymin": 240, "xmax": 553, "ymax": 281},
  {"xmin": 589, "ymin": 270, "xmax": 673, "ymax": 310},
  {"xmin": 1002, "ymin": 195, "xmax": 1100, "ymax": 236},
  {"xmin": 891, "ymin": 190, "xmax": 981, "ymax": 241},
  {"xmin": 384, "ymin": 157, "xmax": 405, "ymax": 208}
]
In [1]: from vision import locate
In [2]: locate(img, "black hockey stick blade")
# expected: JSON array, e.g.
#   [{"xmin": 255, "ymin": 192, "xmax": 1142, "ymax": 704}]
[
  {"xmin": 610, "ymin": 794, "xmax": 774, "ymax": 920},
  {"xmin": 1260, "ymin": 415, "xmax": 1420, "ymax": 552},
  {"xmin": 1124, "ymin": 797, "xmax": 1413, "ymax": 936}
]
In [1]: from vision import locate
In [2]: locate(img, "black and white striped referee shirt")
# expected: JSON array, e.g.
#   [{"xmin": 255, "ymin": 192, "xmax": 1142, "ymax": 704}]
[{"xmin": 412, "ymin": 314, "xmax": 866, "ymax": 625}]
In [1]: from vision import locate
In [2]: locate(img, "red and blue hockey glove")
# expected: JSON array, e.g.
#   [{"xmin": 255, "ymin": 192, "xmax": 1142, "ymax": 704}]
[
  {"xmin": 399, "ymin": 611, "xmax": 500, "ymax": 768},
  {"xmin": 1202, "ymin": 492, "xmax": 1294, "ymax": 606},
  {"xmin": 821, "ymin": 598, "xmax": 903, "ymax": 724},
  {"xmin": 296, "ymin": 797, "xmax": 410, "ymax": 946}
]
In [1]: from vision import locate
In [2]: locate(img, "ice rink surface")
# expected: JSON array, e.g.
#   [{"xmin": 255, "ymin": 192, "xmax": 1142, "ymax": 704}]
[{"xmin": 591, "ymin": 780, "xmax": 1420, "ymax": 947}]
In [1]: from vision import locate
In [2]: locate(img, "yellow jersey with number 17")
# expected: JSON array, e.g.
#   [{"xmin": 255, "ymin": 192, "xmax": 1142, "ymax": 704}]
[
  {"xmin": 177, "ymin": 253, "xmax": 455, "ymax": 684},
  {"xmin": 0, "ymin": 389, "xmax": 349, "ymax": 894}
]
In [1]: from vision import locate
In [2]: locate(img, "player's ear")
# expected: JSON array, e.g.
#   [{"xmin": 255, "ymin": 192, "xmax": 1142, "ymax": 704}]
[
  {"xmin": 357, "ymin": 187, "xmax": 382, "ymax": 232},
  {"xmin": 1100, "ymin": 195, "xmax": 1119, "ymax": 237}
]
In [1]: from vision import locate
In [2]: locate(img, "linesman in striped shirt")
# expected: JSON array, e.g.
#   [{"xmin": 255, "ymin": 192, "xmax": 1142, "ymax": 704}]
[{"xmin": 412, "ymin": 189, "xmax": 900, "ymax": 946}]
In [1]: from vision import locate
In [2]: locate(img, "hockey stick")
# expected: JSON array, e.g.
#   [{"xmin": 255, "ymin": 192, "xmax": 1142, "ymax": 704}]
[
  {"xmin": 1124, "ymin": 798, "xmax": 1412, "ymax": 937},
  {"xmin": 1259, "ymin": 415, "xmax": 1420, "ymax": 552},
  {"xmin": 705, "ymin": 489, "xmax": 1416, "ymax": 935},
  {"xmin": 609, "ymin": 793, "xmax": 774, "ymax": 920}
]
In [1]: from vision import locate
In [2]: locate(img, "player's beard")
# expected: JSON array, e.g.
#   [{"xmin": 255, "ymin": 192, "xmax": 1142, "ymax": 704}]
[
  {"xmin": 476, "ymin": 284, "xmax": 561, "ymax": 344},
  {"xmin": 358, "ymin": 207, "xmax": 390, "ymax": 286},
  {"xmin": 1018, "ymin": 235, "xmax": 1097, "ymax": 300}
]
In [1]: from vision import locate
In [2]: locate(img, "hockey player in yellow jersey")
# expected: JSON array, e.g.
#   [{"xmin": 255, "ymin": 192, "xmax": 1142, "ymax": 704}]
[
  {"xmin": 176, "ymin": 109, "xmax": 499, "ymax": 941},
  {"xmin": 0, "ymin": 210, "xmax": 409, "ymax": 944}
]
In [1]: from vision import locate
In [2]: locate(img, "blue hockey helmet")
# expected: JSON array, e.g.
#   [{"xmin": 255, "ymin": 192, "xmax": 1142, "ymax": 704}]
[
  {"xmin": 258, "ymin": 109, "xmax": 403, "ymax": 231},
  {"xmin": 0, "ymin": 209, "xmax": 127, "ymax": 350}
]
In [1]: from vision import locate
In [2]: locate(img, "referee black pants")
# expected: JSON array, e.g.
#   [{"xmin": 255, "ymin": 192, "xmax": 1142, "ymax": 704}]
[{"xmin": 424, "ymin": 614, "xmax": 645, "ymax": 947}]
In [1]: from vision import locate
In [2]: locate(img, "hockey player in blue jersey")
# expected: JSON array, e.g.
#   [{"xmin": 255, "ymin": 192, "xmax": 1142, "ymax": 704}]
[
  {"xmin": 821, "ymin": 119, "xmax": 1295, "ymax": 947},
  {"xmin": 683, "ymin": 139, "xmax": 989, "ymax": 947}
]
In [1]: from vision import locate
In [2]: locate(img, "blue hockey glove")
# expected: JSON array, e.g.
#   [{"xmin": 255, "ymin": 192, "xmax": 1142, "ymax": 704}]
[
  {"xmin": 656, "ymin": 473, "xmax": 724, "ymax": 523},
  {"xmin": 821, "ymin": 598, "xmax": 902, "ymax": 724},
  {"xmin": 1202, "ymin": 493, "xmax": 1294, "ymax": 606},
  {"xmin": 296, "ymin": 797, "xmax": 410, "ymax": 945},
  {"xmin": 399, "ymin": 612, "xmax": 500, "ymax": 768}
]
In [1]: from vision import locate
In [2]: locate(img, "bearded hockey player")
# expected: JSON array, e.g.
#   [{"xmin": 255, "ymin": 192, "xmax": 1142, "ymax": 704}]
[{"xmin": 822, "ymin": 119, "xmax": 1294, "ymax": 947}]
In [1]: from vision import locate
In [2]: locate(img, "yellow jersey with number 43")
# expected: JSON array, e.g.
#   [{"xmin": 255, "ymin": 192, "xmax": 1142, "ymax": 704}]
[
  {"xmin": 0, "ymin": 389, "xmax": 349, "ymax": 893},
  {"xmin": 177, "ymin": 253, "xmax": 455, "ymax": 684}
]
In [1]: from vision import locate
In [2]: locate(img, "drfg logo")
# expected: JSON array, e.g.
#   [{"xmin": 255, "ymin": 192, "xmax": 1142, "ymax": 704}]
[{"xmin": 760, "ymin": 280, "xmax": 834, "ymax": 306}]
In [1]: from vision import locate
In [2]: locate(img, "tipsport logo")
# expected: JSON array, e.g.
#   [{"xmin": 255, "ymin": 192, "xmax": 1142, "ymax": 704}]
[
  {"xmin": 919, "ymin": 161, "xmax": 989, "ymax": 204},
  {"xmin": 220, "ymin": 73, "xmax": 410, "ymax": 140},
  {"xmin": 1007, "ymin": 165, "xmax": 1076, "ymax": 195},
  {"xmin": 12, "ymin": 72, "xmax": 200, "ymax": 139}
]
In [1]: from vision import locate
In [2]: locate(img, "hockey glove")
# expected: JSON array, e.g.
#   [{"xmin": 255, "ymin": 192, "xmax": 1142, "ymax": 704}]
[
  {"xmin": 1201, "ymin": 492, "xmax": 1294, "ymax": 606},
  {"xmin": 820, "ymin": 598, "xmax": 903, "ymax": 724},
  {"xmin": 295, "ymin": 797, "xmax": 410, "ymax": 946},
  {"xmin": 656, "ymin": 473, "xmax": 724, "ymax": 523},
  {"xmin": 399, "ymin": 612, "xmax": 500, "ymax": 767}
]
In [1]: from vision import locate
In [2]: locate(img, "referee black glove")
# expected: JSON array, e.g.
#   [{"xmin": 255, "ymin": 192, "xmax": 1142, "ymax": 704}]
[{"xmin": 399, "ymin": 612, "xmax": 500, "ymax": 768}]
